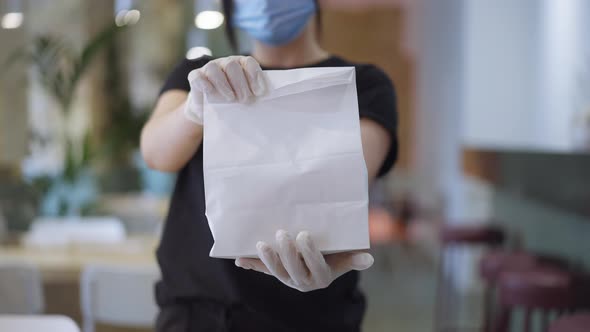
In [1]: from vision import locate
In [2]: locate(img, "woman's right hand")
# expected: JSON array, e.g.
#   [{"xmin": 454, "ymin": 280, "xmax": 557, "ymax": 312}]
[{"xmin": 184, "ymin": 56, "xmax": 267, "ymax": 124}]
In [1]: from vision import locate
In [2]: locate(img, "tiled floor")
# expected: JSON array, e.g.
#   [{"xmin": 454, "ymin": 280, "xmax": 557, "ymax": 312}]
[{"xmin": 361, "ymin": 244, "xmax": 438, "ymax": 332}]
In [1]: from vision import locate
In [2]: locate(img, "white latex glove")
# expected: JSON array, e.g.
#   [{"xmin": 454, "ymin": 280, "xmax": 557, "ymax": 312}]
[
  {"xmin": 184, "ymin": 56, "xmax": 266, "ymax": 124},
  {"xmin": 235, "ymin": 230, "xmax": 374, "ymax": 292}
]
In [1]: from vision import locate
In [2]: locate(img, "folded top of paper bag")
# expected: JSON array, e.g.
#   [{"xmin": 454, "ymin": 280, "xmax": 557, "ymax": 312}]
[{"xmin": 206, "ymin": 67, "xmax": 355, "ymax": 103}]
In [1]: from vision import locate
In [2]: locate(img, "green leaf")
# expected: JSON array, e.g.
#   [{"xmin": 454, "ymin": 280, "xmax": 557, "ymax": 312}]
[
  {"xmin": 25, "ymin": 36, "xmax": 74, "ymax": 106},
  {"xmin": 71, "ymin": 23, "xmax": 124, "ymax": 90},
  {"xmin": 63, "ymin": 139, "xmax": 77, "ymax": 182},
  {"xmin": 30, "ymin": 175, "xmax": 54, "ymax": 197},
  {"xmin": 58, "ymin": 199, "xmax": 68, "ymax": 216},
  {"xmin": 81, "ymin": 132, "xmax": 94, "ymax": 166}
]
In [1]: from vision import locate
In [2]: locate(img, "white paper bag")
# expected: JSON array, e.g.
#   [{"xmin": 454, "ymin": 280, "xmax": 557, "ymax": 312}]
[{"xmin": 203, "ymin": 67, "xmax": 369, "ymax": 258}]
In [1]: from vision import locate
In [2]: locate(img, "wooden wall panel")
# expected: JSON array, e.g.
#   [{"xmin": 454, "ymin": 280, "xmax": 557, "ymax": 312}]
[
  {"xmin": 462, "ymin": 149, "xmax": 499, "ymax": 183},
  {"xmin": 320, "ymin": 8, "xmax": 415, "ymax": 170}
]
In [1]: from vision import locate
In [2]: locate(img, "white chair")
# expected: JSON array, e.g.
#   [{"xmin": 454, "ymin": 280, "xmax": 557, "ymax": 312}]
[
  {"xmin": 80, "ymin": 264, "xmax": 160, "ymax": 332},
  {"xmin": 0, "ymin": 262, "xmax": 44, "ymax": 314},
  {"xmin": 0, "ymin": 315, "xmax": 79, "ymax": 332}
]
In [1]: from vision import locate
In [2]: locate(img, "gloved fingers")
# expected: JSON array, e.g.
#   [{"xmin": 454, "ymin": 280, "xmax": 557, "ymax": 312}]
[
  {"xmin": 221, "ymin": 57, "xmax": 253, "ymax": 102},
  {"xmin": 325, "ymin": 252, "xmax": 375, "ymax": 279},
  {"xmin": 256, "ymin": 241, "xmax": 291, "ymax": 285},
  {"xmin": 296, "ymin": 231, "xmax": 332, "ymax": 288},
  {"xmin": 239, "ymin": 56, "xmax": 266, "ymax": 97},
  {"xmin": 276, "ymin": 230, "xmax": 310, "ymax": 287},
  {"xmin": 202, "ymin": 61, "xmax": 236, "ymax": 101},
  {"xmin": 235, "ymin": 257, "xmax": 271, "ymax": 275},
  {"xmin": 188, "ymin": 69, "xmax": 214, "ymax": 94}
]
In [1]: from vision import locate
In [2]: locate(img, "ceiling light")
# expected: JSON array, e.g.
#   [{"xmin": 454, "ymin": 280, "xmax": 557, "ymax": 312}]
[
  {"xmin": 195, "ymin": 10, "xmax": 224, "ymax": 30},
  {"xmin": 115, "ymin": 9, "xmax": 141, "ymax": 26},
  {"xmin": 125, "ymin": 9, "xmax": 141, "ymax": 25},
  {"xmin": 1, "ymin": 12, "xmax": 23, "ymax": 30},
  {"xmin": 186, "ymin": 46, "xmax": 213, "ymax": 60},
  {"xmin": 115, "ymin": 10, "xmax": 129, "ymax": 26}
]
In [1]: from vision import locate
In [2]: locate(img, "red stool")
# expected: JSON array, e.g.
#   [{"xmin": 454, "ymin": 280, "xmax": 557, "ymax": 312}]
[
  {"xmin": 548, "ymin": 312, "xmax": 590, "ymax": 332},
  {"xmin": 480, "ymin": 251, "xmax": 539, "ymax": 332},
  {"xmin": 441, "ymin": 225, "xmax": 505, "ymax": 246},
  {"xmin": 480, "ymin": 251, "xmax": 539, "ymax": 282},
  {"xmin": 435, "ymin": 225, "xmax": 505, "ymax": 332},
  {"xmin": 495, "ymin": 267, "xmax": 578, "ymax": 332}
]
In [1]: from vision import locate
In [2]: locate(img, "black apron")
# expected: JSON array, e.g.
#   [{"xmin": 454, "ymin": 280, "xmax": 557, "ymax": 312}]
[{"xmin": 155, "ymin": 299, "xmax": 361, "ymax": 332}]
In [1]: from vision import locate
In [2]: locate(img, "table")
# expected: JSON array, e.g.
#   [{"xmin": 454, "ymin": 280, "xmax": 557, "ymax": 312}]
[
  {"xmin": 0, "ymin": 236, "xmax": 159, "ymax": 332},
  {"xmin": 0, "ymin": 236, "xmax": 158, "ymax": 283}
]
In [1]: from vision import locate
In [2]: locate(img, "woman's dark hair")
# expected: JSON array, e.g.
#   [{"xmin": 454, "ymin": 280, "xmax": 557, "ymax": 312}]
[{"xmin": 222, "ymin": 0, "xmax": 322, "ymax": 52}]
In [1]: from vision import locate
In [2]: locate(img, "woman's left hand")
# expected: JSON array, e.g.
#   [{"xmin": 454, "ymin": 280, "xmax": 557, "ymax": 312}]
[{"xmin": 235, "ymin": 230, "xmax": 374, "ymax": 292}]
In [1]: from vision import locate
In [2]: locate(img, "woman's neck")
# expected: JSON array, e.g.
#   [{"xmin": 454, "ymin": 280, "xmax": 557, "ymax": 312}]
[{"xmin": 252, "ymin": 22, "xmax": 330, "ymax": 68}]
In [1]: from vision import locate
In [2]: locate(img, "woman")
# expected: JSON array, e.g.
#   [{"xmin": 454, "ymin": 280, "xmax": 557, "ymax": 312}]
[{"xmin": 141, "ymin": 0, "xmax": 398, "ymax": 331}]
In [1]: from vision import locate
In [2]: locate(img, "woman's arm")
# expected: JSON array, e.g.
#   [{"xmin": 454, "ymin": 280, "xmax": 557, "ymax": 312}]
[
  {"xmin": 141, "ymin": 56, "xmax": 265, "ymax": 173},
  {"xmin": 360, "ymin": 118, "xmax": 392, "ymax": 182},
  {"xmin": 140, "ymin": 91, "xmax": 202, "ymax": 172}
]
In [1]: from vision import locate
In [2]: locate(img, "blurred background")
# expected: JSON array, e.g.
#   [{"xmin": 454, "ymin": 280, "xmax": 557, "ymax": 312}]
[{"xmin": 1, "ymin": 0, "xmax": 590, "ymax": 331}]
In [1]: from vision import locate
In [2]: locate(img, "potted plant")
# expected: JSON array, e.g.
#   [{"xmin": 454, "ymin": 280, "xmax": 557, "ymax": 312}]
[{"xmin": 7, "ymin": 23, "xmax": 123, "ymax": 217}]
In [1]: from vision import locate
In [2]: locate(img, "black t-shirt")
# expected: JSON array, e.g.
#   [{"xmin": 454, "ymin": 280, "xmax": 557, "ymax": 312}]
[{"xmin": 155, "ymin": 55, "xmax": 398, "ymax": 331}]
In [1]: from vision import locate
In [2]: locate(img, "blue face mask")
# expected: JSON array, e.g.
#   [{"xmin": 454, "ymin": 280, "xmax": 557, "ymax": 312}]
[{"xmin": 232, "ymin": 0, "xmax": 317, "ymax": 46}]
